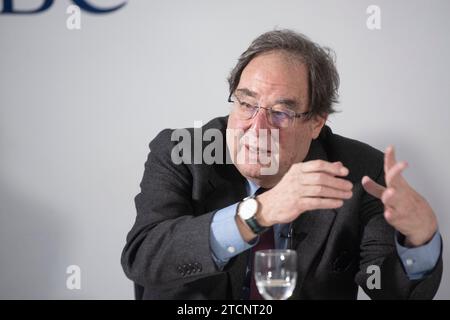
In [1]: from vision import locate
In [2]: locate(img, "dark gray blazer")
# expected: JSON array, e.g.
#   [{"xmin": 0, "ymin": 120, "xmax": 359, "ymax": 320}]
[{"xmin": 121, "ymin": 116, "xmax": 442, "ymax": 300}]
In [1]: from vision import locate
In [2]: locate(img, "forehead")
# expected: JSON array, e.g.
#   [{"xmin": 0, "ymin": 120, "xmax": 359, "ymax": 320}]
[{"xmin": 238, "ymin": 51, "xmax": 309, "ymax": 101}]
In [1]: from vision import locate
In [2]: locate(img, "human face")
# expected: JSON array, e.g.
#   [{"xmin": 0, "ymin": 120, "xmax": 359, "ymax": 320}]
[{"xmin": 227, "ymin": 51, "xmax": 327, "ymax": 188}]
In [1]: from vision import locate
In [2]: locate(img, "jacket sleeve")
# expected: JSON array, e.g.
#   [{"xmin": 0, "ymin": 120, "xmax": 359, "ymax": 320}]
[
  {"xmin": 355, "ymin": 163, "xmax": 443, "ymax": 299},
  {"xmin": 121, "ymin": 129, "xmax": 223, "ymax": 288}
]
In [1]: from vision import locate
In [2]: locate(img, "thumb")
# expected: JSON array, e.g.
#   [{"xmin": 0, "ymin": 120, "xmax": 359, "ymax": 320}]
[{"xmin": 362, "ymin": 175, "xmax": 385, "ymax": 199}]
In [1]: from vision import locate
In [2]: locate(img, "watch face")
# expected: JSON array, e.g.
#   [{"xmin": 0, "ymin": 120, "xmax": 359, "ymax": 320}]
[{"xmin": 239, "ymin": 198, "xmax": 258, "ymax": 220}]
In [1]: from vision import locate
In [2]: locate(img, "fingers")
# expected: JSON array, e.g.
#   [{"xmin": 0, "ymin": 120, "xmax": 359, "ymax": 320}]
[
  {"xmin": 286, "ymin": 160, "xmax": 352, "ymax": 213},
  {"xmin": 301, "ymin": 160, "xmax": 349, "ymax": 177},
  {"xmin": 386, "ymin": 161, "xmax": 408, "ymax": 186},
  {"xmin": 384, "ymin": 145, "xmax": 409, "ymax": 189},
  {"xmin": 301, "ymin": 185, "xmax": 353, "ymax": 200},
  {"xmin": 384, "ymin": 145, "xmax": 396, "ymax": 173},
  {"xmin": 381, "ymin": 188, "xmax": 397, "ymax": 208},
  {"xmin": 382, "ymin": 189, "xmax": 401, "ymax": 227},
  {"xmin": 383, "ymin": 208, "xmax": 395, "ymax": 225},
  {"xmin": 361, "ymin": 175, "xmax": 385, "ymax": 199},
  {"xmin": 300, "ymin": 197, "xmax": 344, "ymax": 211},
  {"xmin": 301, "ymin": 172, "xmax": 353, "ymax": 191},
  {"xmin": 381, "ymin": 187, "xmax": 409, "ymax": 211}
]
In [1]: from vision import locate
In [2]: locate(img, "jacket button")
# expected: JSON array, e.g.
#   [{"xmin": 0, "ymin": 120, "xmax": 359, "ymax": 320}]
[
  {"xmin": 186, "ymin": 267, "xmax": 192, "ymax": 274},
  {"xmin": 193, "ymin": 262, "xmax": 200, "ymax": 272}
]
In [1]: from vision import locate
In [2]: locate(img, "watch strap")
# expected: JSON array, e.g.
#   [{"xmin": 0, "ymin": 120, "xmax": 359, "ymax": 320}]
[
  {"xmin": 245, "ymin": 215, "xmax": 268, "ymax": 235},
  {"xmin": 241, "ymin": 194, "xmax": 268, "ymax": 235}
]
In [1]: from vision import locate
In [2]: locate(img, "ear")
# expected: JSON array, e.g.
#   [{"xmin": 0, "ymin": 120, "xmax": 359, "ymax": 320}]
[{"xmin": 309, "ymin": 114, "xmax": 328, "ymax": 139}]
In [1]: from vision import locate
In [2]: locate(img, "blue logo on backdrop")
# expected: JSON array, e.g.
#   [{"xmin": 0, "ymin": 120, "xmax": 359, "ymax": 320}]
[{"xmin": 1, "ymin": 0, "xmax": 126, "ymax": 14}]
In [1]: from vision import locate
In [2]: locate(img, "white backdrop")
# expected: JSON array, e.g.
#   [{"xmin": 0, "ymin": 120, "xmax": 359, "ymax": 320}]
[{"xmin": 0, "ymin": 0, "xmax": 448, "ymax": 299}]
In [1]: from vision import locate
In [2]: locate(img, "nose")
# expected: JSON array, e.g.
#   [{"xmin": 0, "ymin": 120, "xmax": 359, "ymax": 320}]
[{"xmin": 250, "ymin": 107, "xmax": 271, "ymax": 132}]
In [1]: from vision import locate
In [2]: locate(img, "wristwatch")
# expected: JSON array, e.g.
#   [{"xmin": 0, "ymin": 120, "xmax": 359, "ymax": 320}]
[{"xmin": 236, "ymin": 195, "xmax": 268, "ymax": 235}]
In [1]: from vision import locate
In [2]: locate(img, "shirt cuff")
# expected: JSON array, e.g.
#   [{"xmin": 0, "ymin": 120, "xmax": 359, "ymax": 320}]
[
  {"xmin": 210, "ymin": 203, "xmax": 256, "ymax": 269},
  {"xmin": 395, "ymin": 230, "xmax": 442, "ymax": 280}
]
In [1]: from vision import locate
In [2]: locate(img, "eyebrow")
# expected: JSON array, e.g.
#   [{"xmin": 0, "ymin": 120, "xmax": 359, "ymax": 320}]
[
  {"xmin": 235, "ymin": 88, "xmax": 258, "ymax": 98},
  {"xmin": 235, "ymin": 87, "xmax": 302, "ymax": 110},
  {"xmin": 273, "ymin": 98, "xmax": 300, "ymax": 110}
]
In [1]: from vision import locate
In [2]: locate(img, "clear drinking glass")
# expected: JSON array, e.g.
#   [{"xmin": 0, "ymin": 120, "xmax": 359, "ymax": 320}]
[{"xmin": 254, "ymin": 249, "xmax": 298, "ymax": 300}]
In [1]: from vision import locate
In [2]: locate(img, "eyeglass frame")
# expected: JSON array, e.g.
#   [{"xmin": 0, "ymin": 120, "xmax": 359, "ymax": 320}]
[{"xmin": 227, "ymin": 92, "xmax": 311, "ymax": 128}]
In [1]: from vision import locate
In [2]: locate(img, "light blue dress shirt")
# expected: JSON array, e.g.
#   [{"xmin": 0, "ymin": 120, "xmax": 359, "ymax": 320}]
[{"xmin": 209, "ymin": 179, "xmax": 442, "ymax": 280}]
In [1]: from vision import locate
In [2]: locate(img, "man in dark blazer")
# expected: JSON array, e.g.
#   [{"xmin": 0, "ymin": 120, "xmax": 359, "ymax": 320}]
[{"xmin": 121, "ymin": 30, "xmax": 442, "ymax": 299}]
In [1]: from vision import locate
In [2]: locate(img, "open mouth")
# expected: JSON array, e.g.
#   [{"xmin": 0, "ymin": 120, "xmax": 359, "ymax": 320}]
[{"xmin": 244, "ymin": 144, "xmax": 272, "ymax": 154}]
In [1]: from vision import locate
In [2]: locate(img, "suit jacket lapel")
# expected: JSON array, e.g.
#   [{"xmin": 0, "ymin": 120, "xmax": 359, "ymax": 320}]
[{"xmin": 204, "ymin": 123, "xmax": 248, "ymax": 209}]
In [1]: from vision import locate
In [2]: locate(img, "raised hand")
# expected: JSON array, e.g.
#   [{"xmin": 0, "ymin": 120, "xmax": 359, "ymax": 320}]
[{"xmin": 362, "ymin": 146, "xmax": 437, "ymax": 247}]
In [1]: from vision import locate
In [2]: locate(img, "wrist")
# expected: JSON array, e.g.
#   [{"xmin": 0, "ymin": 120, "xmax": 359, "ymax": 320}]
[
  {"xmin": 404, "ymin": 221, "xmax": 438, "ymax": 247},
  {"xmin": 255, "ymin": 193, "xmax": 273, "ymax": 227},
  {"xmin": 235, "ymin": 213, "xmax": 257, "ymax": 243},
  {"xmin": 235, "ymin": 194, "xmax": 268, "ymax": 241}
]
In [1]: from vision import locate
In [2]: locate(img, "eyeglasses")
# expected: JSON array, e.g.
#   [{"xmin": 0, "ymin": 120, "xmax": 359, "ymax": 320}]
[{"xmin": 228, "ymin": 93, "xmax": 311, "ymax": 128}]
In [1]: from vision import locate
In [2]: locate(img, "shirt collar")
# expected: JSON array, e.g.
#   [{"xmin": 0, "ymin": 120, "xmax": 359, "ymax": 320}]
[{"xmin": 246, "ymin": 179, "xmax": 260, "ymax": 196}]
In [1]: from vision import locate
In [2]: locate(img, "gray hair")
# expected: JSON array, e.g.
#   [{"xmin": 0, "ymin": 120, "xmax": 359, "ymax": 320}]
[{"xmin": 227, "ymin": 29, "xmax": 340, "ymax": 118}]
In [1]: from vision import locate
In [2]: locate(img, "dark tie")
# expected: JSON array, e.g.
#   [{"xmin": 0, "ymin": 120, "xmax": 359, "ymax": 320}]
[{"xmin": 241, "ymin": 187, "xmax": 275, "ymax": 300}]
